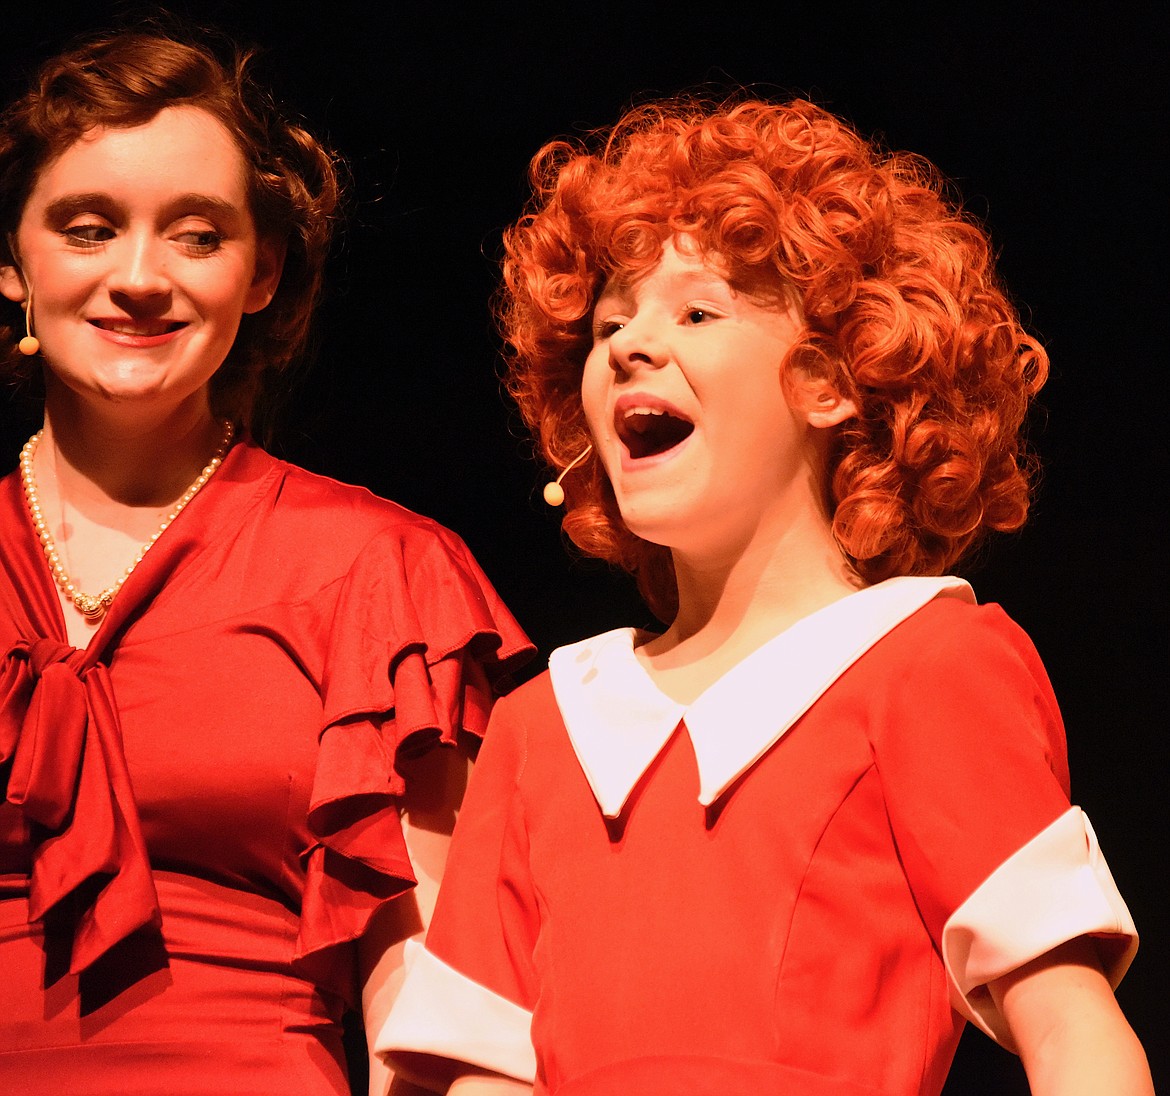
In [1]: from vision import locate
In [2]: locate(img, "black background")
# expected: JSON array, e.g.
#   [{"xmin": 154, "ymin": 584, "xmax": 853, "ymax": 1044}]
[{"xmin": 3, "ymin": 2, "xmax": 1165, "ymax": 1091}]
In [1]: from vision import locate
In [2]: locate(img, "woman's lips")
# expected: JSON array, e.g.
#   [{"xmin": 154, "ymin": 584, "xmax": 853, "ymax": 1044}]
[{"xmin": 88, "ymin": 318, "xmax": 187, "ymax": 347}]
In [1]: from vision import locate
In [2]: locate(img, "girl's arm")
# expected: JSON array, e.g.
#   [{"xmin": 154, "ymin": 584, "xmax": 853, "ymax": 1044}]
[
  {"xmin": 448, "ymin": 1071, "xmax": 534, "ymax": 1095},
  {"xmin": 360, "ymin": 745, "xmax": 472, "ymax": 1096},
  {"xmin": 990, "ymin": 936, "xmax": 1152, "ymax": 1096}
]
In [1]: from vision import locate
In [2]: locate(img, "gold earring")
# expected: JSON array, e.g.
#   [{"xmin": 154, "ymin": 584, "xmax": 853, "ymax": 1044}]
[{"xmin": 18, "ymin": 287, "xmax": 39, "ymax": 356}]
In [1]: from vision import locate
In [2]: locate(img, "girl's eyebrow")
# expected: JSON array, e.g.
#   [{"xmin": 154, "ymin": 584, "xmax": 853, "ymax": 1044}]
[
  {"xmin": 596, "ymin": 267, "xmax": 730, "ymax": 307},
  {"xmin": 669, "ymin": 269, "xmax": 731, "ymax": 293}
]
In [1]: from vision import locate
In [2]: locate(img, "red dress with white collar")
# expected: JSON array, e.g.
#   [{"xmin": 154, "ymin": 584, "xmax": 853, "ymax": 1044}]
[{"xmin": 379, "ymin": 579, "xmax": 1136, "ymax": 1096}]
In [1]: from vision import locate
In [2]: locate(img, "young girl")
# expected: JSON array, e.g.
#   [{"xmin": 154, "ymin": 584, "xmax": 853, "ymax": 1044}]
[{"xmin": 378, "ymin": 98, "xmax": 1150, "ymax": 1094}]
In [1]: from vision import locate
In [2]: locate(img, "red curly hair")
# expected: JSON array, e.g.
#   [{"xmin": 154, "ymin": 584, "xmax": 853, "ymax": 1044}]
[{"xmin": 499, "ymin": 97, "xmax": 1048, "ymax": 621}]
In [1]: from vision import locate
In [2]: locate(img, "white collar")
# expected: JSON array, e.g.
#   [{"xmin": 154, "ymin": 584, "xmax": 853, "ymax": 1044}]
[{"xmin": 549, "ymin": 575, "xmax": 974, "ymax": 818}]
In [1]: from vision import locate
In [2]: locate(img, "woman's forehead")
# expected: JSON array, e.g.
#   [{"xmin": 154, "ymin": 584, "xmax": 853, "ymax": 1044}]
[{"xmin": 27, "ymin": 106, "xmax": 248, "ymax": 209}]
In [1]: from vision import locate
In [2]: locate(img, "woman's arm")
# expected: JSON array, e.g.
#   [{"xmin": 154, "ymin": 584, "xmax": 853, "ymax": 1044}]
[
  {"xmin": 360, "ymin": 744, "xmax": 472, "ymax": 1096},
  {"xmin": 989, "ymin": 936, "xmax": 1152, "ymax": 1096}
]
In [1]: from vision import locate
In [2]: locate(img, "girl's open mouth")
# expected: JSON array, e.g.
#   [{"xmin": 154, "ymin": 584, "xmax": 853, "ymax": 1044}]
[{"xmin": 616, "ymin": 407, "xmax": 695, "ymax": 460}]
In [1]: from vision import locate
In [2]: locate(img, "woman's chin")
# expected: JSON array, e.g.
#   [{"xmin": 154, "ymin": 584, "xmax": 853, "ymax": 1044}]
[{"xmin": 47, "ymin": 372, "xmax": 216, "ymax": 424}]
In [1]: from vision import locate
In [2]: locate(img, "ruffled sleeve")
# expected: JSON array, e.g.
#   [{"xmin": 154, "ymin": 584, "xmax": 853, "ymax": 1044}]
[{"xmin": 295, "ymin": 523, "xmax": 532, "ymax": 986}]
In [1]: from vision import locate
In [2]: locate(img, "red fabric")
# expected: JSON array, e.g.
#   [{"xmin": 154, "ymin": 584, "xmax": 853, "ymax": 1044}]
[
  {"xmin": 424, "ymin": 599, "xmax": 1071, "ymax": 1096},
  {"xmin": 0, "ymin": 440, "xmax": 531, "ymax": 1093},
  {"xmin": 0, "ymin": 639, "xmax": 160, "ymax": 974}
]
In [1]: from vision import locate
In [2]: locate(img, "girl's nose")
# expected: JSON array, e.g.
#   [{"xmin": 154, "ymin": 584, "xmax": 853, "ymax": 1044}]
[{"xmin": 608, "ymin": 314, "xmax": 669, "ymax": 374}]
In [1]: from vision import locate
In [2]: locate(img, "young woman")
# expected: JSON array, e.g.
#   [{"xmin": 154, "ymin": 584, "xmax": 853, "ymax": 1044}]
[
  {"xmin": 378, "ymin": 98, "xmax": 1151, "ymax": 1094},
  {"xmin": 0, "ymin": 29, "xmax": 529, "ymax": 1094}
]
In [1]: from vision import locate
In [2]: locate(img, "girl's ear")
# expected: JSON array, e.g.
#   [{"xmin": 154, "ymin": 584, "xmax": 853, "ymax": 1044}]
[{"xmin": 785, "ymin": 368, "xmax": 858, "ymax": 429}]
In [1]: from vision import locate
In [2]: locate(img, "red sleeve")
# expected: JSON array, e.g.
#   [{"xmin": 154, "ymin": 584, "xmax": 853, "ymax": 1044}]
[
  {"xmin": 867, "ymin": 599, "xmax": 1072, "ymax": 946},
  {"xmin": 294, "ymin": 525, "xmax": 533, "ymax": 995},
  {"xmin": 425, "ymin": 680, "xmax": 542, "ymax": 1011}
]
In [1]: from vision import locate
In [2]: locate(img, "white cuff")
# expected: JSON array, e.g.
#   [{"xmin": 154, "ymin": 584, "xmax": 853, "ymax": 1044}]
[
  {"xmin": 375, "ymin": 939, "xmax": 537, "ymax": 1083},
  {"xmin": 942, "ymin": 806, "xmax": 1138, "ymax": 1048}
]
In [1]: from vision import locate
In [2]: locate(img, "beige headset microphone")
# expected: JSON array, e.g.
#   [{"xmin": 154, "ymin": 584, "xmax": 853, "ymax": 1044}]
[{"xmin": 543, "ymin": 445, "xmax": 593, "ymax": 507}]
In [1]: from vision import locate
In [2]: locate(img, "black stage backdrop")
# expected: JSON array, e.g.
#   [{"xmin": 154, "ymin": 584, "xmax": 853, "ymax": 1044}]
[{"xmin": 3, "ymin": 4, "xmax": 1165, "ymax": 1092}]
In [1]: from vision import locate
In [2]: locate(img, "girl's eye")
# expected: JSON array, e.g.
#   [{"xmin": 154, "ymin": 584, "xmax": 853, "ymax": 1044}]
[
  {"xmin": 62, "ymin": 223, "xmax": 113, "ymax": 245},
  {"xmin": 684, "ymin": 308, "xmax": 711, "ymax": 325},
  {"xmin": 592, "ymin": 319, "xmax": 625, "ymax": 341}
]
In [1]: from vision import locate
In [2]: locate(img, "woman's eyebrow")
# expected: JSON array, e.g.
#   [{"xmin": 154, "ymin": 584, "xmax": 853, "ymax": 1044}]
[
  {"xmin": 41, "ymin": 193, "xmax": 116, "ymax": 221},
  {"xmin": 40, "ymin": 192, "xmax": 245, "ymax": 225},
  {"xmin": 161, "ymin": 193, "xmax": 245, "ymax": 223}
]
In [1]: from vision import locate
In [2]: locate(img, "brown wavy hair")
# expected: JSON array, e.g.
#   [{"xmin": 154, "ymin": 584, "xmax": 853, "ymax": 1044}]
[
  {"xmin": 499, "ymin": 97, "xmax": 1048, "ymax": 621},
  {"xmin": 0, "ymin": 26, "xmax": 341, "ymax": 435}
]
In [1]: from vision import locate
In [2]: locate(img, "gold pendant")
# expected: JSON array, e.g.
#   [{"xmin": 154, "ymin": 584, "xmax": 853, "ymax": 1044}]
[{"xmin": 73, "ymin": 591, "xmax": 110, "ymax": 619}]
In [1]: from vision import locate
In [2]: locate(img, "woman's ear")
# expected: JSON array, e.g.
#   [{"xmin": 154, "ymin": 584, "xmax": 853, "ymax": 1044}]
[
  {"xmin": 0, "ymin": 264, "xmax": 26, "ymax": 304},
  {"xmin": 243, "ymin": 238, "xmax": 286, "ymax": 314},
  {"xmin": 785, "ymin": 368, "xmax": 858, "ymax": 429},
  {"xmin": 0, "ymin": 237, "xmax": 27, "ymax": 304}
]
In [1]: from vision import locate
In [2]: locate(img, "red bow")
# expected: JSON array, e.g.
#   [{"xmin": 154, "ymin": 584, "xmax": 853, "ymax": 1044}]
[{"xmin": 2, "ymin": 638, "xmax": 160, "ymax": 974}]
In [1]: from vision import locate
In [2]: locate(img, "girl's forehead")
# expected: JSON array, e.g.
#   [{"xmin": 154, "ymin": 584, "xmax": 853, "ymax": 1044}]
[
  {"xmin": 596, "ymin": 236, "xmax": 788, "ymax": 309},
  {"xmin": 598, "ymin": 236, "xmax": 728, "ymax": 296}
]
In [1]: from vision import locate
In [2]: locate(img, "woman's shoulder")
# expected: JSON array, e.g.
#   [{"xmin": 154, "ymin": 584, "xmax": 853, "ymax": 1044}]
[
  {"xmin": 212, "ymin": 446, "xmax": 530, "ymax": 662},
  {"xmin": 231, "ymin": 445, "xmax": 476, "ymax": 569},
  {"xmin": 265, "ymin": 452, "xmax": 452, "ymax": 536}
]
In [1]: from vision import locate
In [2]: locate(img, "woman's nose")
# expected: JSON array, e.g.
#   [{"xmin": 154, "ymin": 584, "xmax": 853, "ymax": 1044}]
[{"xmin": 105, "ymin": 234, "xmax": 171, "ymax": 300}]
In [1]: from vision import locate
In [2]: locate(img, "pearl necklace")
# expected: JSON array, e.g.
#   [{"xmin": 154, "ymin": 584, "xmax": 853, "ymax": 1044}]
[{"xmin": 20, "ymin": 421, "xmax": 234, "ymax": 620}]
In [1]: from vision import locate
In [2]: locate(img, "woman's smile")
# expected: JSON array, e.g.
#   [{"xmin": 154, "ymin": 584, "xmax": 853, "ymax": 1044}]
[{"xmin": 88, "ymin": 317, "xmax": 189, "ymax": 346}]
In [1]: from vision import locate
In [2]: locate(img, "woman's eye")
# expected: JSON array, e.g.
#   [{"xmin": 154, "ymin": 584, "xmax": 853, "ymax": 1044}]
[
  {"xmin": 176, "ymin": 230, "xmax": 223, "ymax": 252},
  {"xmin": 62, "ymin": 223, "xmax": 113, "ymax": 245},
  {"xmin": 684, "ymin": 308, "xmax": 711, "ymax": 325},
  {"xmin": 593, "ymin": 319, "xmax": 625, "ymax": 340}
]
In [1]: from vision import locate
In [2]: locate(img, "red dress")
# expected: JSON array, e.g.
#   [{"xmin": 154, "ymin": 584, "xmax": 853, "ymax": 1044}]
[
  {"xmin": 380, "ymin": 580, "xmax": 1136, "ymax": 1095},
  {"xmin": 0, "ymin": 440, "xmax": 532, "ymax": 1094}
]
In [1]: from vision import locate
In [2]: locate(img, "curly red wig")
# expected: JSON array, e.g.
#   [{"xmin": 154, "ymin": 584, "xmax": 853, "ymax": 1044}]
[
  {"xmin": 0, "ymin": 26, "xmax": 341, "ymax": 436},
  {"xmin": 499, "ymin": 97, "xmax": 1048, "ymax": 621}
]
